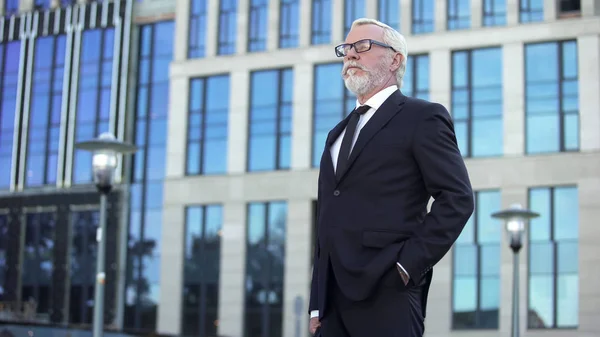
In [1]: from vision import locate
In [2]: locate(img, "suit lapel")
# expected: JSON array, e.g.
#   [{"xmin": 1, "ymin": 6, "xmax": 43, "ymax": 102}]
[
  {"xmin": 322, "ymin": 112, "xmax": 353, "ymax": 179},
  {"xmin": 337, "ymin": 90, "xmax": 407, "ymax": 182}
]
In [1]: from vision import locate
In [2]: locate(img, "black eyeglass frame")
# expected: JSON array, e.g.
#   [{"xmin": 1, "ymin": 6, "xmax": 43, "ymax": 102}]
[{"xmin": 334, "ymin": 39, "xmax": 398, "ymax": 57}]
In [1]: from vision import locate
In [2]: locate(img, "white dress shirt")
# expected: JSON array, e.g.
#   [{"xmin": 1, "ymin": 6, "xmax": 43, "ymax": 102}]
[{"xmin": 310, "ymin": 85, "xmax": 410, "ymax": 319}]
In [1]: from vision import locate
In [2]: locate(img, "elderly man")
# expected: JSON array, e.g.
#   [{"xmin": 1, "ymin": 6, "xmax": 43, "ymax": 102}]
[{"xmin": 308, "ymin": 18, "xmax": 474, "ymax": 337}]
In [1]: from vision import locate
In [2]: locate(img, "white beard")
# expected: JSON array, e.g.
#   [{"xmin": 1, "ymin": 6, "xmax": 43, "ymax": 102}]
[{"xmin": 343, "ymin": 62, "xmax": 389, "ymax": 97}]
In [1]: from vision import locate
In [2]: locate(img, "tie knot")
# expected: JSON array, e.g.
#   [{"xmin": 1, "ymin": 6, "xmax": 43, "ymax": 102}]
[{"xmin": 354, "ymin": 105, "xmax": 371, "ymax": 115}]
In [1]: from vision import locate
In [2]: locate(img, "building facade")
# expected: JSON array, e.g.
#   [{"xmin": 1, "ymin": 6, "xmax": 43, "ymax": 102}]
[{"xmin": 0, "ymin": 0, "xmax": 599, "ymax": 337}]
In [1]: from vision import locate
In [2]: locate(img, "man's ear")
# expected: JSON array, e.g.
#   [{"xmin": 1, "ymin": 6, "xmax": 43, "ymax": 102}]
[{"xmin": 391, "ymin": 53, "xmax": 403, "ymax": 72}]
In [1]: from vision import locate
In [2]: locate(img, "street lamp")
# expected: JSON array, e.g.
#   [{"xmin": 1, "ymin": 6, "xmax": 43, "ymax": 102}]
[
  {"xmin": 75, "ymin": 132, "xmax": 137, "ymax": 337},
  {"xmin": 491, "ymin": 203, "xmax": 539, "ymax": 337}
]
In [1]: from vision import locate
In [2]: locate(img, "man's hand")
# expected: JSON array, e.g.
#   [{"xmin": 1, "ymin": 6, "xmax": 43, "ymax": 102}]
[{"xmin": 309, "ymin": 317, "xmax": 321, "ymax": 335}]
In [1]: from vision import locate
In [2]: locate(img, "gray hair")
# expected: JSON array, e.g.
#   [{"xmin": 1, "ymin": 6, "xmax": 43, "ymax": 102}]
[{"xmin": 350, "ymin": 18, "xmax": 408, "ymax": 88}]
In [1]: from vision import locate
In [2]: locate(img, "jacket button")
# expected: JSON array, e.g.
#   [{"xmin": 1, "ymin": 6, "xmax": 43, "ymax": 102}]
[{"xmin": 333, "ymin": 190, "xmax": 340, "ymax": 196}]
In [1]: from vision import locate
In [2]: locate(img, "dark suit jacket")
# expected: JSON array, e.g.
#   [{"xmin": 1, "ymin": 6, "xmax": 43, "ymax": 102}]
[{"xmin": 308, "ymin": 90, "xmax": 474, "ymax": 319}]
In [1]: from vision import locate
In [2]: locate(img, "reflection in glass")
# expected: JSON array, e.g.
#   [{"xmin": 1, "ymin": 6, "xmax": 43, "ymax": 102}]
[
  {"xmin": 483, "ymin": 0, "xmax": 506, "ymax": 26},
  {"xmin": 72, "ymin": 28, "xmax": 115, "ymax": 184},
  {"xmin": 0, "ymin": 41, "xmax": 21, "ymax": 190},
  {"xmin": 188, "ymin": 0, "xmax": 207, "ymax": 58},
  {"xmin": 125, "ymin": 20, "xmax": 174, "ymax": 332},
  {"xmin": 181, "ymin": 205, "xmax": 222, "ymax": 337},
  {"xmin": 248, "ymin": 69, "xmax": 293, "ymax": 171},
  {"xmin": 403, "ymin": 54, "xmax": 429, "ymax": 100},
  {"xmin": 344, "ymin": 0, "xmax": 365, "ymax": 36},
  {"xmin": 4, "ymin": 0, "xmax": 19, "ymax": 14},
  {"xmin": 21, "ymin": 212, "xmax": 56, "ymax": 319},
  {"xmin": 0, "ymin": 213, "xmax": 8, "ymax": 300},
  {"xmin": 312, "ymin": 63, "xmax": 355, "ymax": 167},
  {"xmin": 378, "ymin": 0, "xmax": 399, "ymax": 30},
  {"xmin": 528, "ymin": 186, "xmax": 579, "ymax": 329},
  {"xmin": 525, "ymin": 41, "xmax": 579, "ymax": 154},
  {"xmin": 218, "ymin": 0, "xmax": 237, "ymax": 55},
  {"xmin": 412, "ymin": 0, "xmax": 434, "ymax": 34},
  {"xmin": 279, "ymin": 0, "xmax": 299, "ymax": 48},
  {"xmin": 244, "ymin": 201, "xmax": 287, "ymax": 337},
  {"xmin": 187, "ymin": 75, "xmax": 230, "ymax": 175},
  {"xmin": 25, "ymin": 35, "xmax": 67, "ymax": 188},
  {"xmin": 447, "ymin": 0, "xmax": 471, "ymax": 30},
  {"xmin": 452, "ymin": 47, "xmax": 503, "ymax": 158},
  {"xmin": 520, "ymin": 0, "xmax": 543, "ymax": 23},
  {"xmin": 248, "ymin": 0, "xmax": 268, "ymax": 52},
  {"xmin": 311, "ymin": 0, "xmax": 332, "ymax": 45},
  {"xmin": 452, "ymin": 190, "xmax": 501, "ymax": 329},
  {"xmin": 69, "ymin": 210, "xmax": 99, "ymax": 325}
]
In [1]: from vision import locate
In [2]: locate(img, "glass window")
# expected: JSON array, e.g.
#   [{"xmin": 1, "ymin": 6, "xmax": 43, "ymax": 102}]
[
  {"xmin": 0, "ymin": 41, "xmax": 21, "ymax": 190},
  {"xmin": 312, "ymin": 63, "xmax": 355, "ymax": 167},
  {"xmin": 412, "ymin": 0, "xmax": 434, "ymax": 34},
  {"xmin": 244, "ymin": 201, "xmax": 287, "ymax": 337},
  {"xmin": 248, "ymin": 0, "xmax": 268, "ymax": 52},
  {"xmin": 447, "ymin": 0, "xmax": 471, "ymax": 30},
  {"xmin": 528, "ymin": 186, "xmax": 579, "ymax": 329},
  {"xmin": 311, "ymin": 0, "xmax": 332, "ymax": 45},
  {"xmin": 4, "ymin": 0, "xmax": 19, "ymax": 14},
  {"xmin": 25, "ymin": 35, "xmax": 67, "ymax": 188},
  {"xmin": 377, "ymin": 0, "xmax": 399, "ymax": 30},
  {"xmin": 182, "ymin": 205, "xmax": 222, "ymax": 337},
  {"xmin": 452, "ymin": 190, "xmax": 501, "ymax": 329},
  {"xmin": 525, "ymin": 40, "xmax": 578, "ymax": 154},
  {"xmin": 344, "ymin": 0, "xmax": 365, "ymax": 37},
  {"xmin": 247, "ymin": 68, "xmax": 293, "ymax": 172},
  {"xmin": 403, "ymin": 54, "xmax": 429, "ymax": 100},
  {"xmin": 188, "ymin": 0, "xmax": 208, "ymax": 58},
  {"xmin": 483, "ymin": 0, "xmax": 506, "ymax": 26},
  {"xmin": 452, "ymin": 47, "xmax": 503, "ymax": 158},
  {"xmin": 218, "ymin": 0, "xmax": 238, "ymax": 55},
  {"xmin": 0, "ymin": 212, "xmax": 8, "ymax": 300},
  {"xmin": 279, "ymin": 0, "xmax": 299, "ymax": 48},
  {"xmin": 187, "ymin": 75, "xmax": 230, "ymax": 175},
  {"xmin": 520, "ymin": 0, "xmax": 543, "ymax": 23}
]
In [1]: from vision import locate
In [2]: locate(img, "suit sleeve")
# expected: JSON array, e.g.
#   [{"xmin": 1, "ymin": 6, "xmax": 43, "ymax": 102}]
[{"xmin": 398, "ymin": 103, "xmax": 474, "ymax": 286}]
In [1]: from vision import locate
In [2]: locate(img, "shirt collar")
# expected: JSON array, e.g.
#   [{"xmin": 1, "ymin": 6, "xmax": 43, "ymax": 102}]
[{"xmin": 355, "ymin": 85, "xmax": 398, "ymax": 110}]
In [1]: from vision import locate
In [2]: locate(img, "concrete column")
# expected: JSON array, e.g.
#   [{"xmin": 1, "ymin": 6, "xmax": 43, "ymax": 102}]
[
  {"xmin": 502, "ymin": 42, "xmax": 525, "ymax": 156},
  {"xmin": 365, "ymin": 0, "xmax": 378, "ymax": 20},
  {"xmin": 428, "ymin": 48, "xmax": 451, "ymax": 109},
  {"xmin": 267, "ymin": 0, "xmax": 281, "ymax": 50},
  {"xmin": 577, "ymin": 35, "xmax": 600, "ymax": 152},
  {"xmin": 582, "ymin": 0, "xmax": 600, "ymax": 16},
  {"xmin": 471, "ymin": 0, "xmax": 482, "ymax": 28},
  {"xmin": 299, "ymin": 0, "xmax": 312, "ymax": 47},
  {"xmin": 173, "ymin": 0, "xmax": 190, "ymax": 61},
  {"xmin": 577, "ymin": 177, "xmax": 600, "ymax": 334},
  {"xmin": 236, "ymin": 0, "xmax": 250, "ymax": 54},
  {"xmin": 165, "ymin": 77, "xmax": 189, "ymax": 178},
  {"xmin": 227, "ymin": 70, "xmax": 250, "ymax": 174},
  {"xmin": 543, "ymin": 0, "xmax": 557, "ymax": 21},
  {"xmin": 331, "ymin": 0, "xmax": 344, "ymax": 42},
  {"xmin": 434, "ymin": 0, "xmax": 447, "ymax": 32},
  {"xmin": 206, "ymin": 0, "xmax": 220, "ymax": 57},
  {"xmin": 291, "ymin": 63, "xmax": 314, "ymax": 170},
  {"xmin": 498, "ymin": 187, "xmax": 528, "ymax": 336},
  {"xmin": 217, "ymin": 202, "xmax": 248, "ymax": 337},
  {"xmin": 282, "ymin": 199, "xmax": 313, "ymax": 337},
  {"xmin": 157, "ymin": 205, "xmax": 186, "ymax": 334},
  {"xmin": 423, "ymin": 244, "xmax": 453, "ymax": 334},
  {"xmin": 400, "ymin": 0, "xmax": 411, "ymax": 35},
  {"xmin": 506, "ymin": 0, "xmax": 519, "ymax": 26}
]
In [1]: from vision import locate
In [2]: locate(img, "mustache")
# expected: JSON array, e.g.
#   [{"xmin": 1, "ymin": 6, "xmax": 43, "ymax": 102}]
[{"xmin": 342, "ymin": 61, "xmax": 368, "ymax": 75}]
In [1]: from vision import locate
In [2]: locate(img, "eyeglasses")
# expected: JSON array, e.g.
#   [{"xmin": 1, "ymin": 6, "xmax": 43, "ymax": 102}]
[{"xmin": 334, "ymin": 39, "xmax": 397, "ymax": 57}]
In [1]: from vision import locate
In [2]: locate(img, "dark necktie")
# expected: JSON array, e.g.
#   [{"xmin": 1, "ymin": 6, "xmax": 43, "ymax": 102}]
[{"xmin": 336, "ymin": 105, "xmax": 371, "ymax": 179}]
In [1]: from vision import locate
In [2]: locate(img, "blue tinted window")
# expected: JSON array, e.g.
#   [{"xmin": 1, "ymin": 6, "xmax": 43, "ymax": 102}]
[
  {"xmin": 312, "ymin": 63, "xmax": 355, "ymax": 167},
  {"xmin": 187, "ymin": 75, "xmax": 230, "ymax": 175},
  {"xmin": 125, "ymin": 20, "xmax": 174, "ymax": 332},
  {"xmin": 0, "ymin": 214, "xmax": 8, "ymax": 293},
  {"xmin": 0, "ymin": 41, "xmax": 21, "ymax": 190},
  {"xmin": 33, "ymin": 0, "xmax": 48, "ymax": 9},
  {"xmin": 525, "ymin": 41, "xmax": 578, "ymax": 154},
  {"xmin": 279, "ymin": 0, "xmax": 299, "ymax": 48},
  {"xmin": 244, "ymin": 201, "xmax": 287, "ymax": 337},
  {"xmin": 25, "ymin": 35, "xmax": 67, "ymax": 188},
  {"xmin": 520, "ymin": 0, "xmax": 543, "ymax": 23},
  {"xmin": 248, "ymin": 69, "xmax": 293, "ymax": 171},
  {"xmin": 188, "ymin": 0, "xmax": 207, "ymax": 58},
  {"xmin": 412, "ymin": 0, "xmax": 434, "ymax": 34},
  {"xmin": 218, "ymin": 0, "xmax": 237, "ymax": 55},
  {"xmin": 483, "ymin": 0, "xmax": 506, "ymax": 26},
  {"xmin": 528, "ymin": 186, "xmax": 579, "ymax": 329},
  {"xmin": 72, "ymin": 28, "xmax": 115, "ymax": 185},
  {"xmin": 182, "ymin": 205, "xmax": 222, "ymax": 336},
  {"xmin": 452, "ymin": 47, "xmax": 503, "ymax": 158},
  {"xmin": 448, "ymin": 0, "xmax": 471, "ymax": 30},
  {"xmin": 378, "ymin": 0, "xmax": 399, "ymax": 30},
  {"xmin": 248, "ymin": 0, "xmax": 268, "ymax": 52},
  {"xmin": 452, "ymin": 190, "xmax": 501, "ymax": 329},
  {"xmin": 403, "ymin": 54, "xmax": 429, "ymax": 100},
  {"xmin": 5, "ymin": 0, "xmax": 19, "ymax": 14},
  {"xmin": 311, "ymin": 0, "xmax": 332, "ymax": 45},
  {"xmin": 344, "ymin": 0, "xmax": 365, "ymax": 37}
]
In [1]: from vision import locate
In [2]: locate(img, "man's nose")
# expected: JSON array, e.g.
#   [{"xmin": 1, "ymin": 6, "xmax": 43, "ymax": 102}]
[{"xmin": 344, "ymin": 47, "xmax": 359, "ymax": 61}]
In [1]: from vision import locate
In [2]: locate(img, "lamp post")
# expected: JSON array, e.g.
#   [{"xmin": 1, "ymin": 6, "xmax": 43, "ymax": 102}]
[
  {"xmin": 75, "ymin": 132, "xmax": 137, "ymax": 337},
  {"xmin": 491, "ymin": 204, "xmax": 539, "ymax": 337}
]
